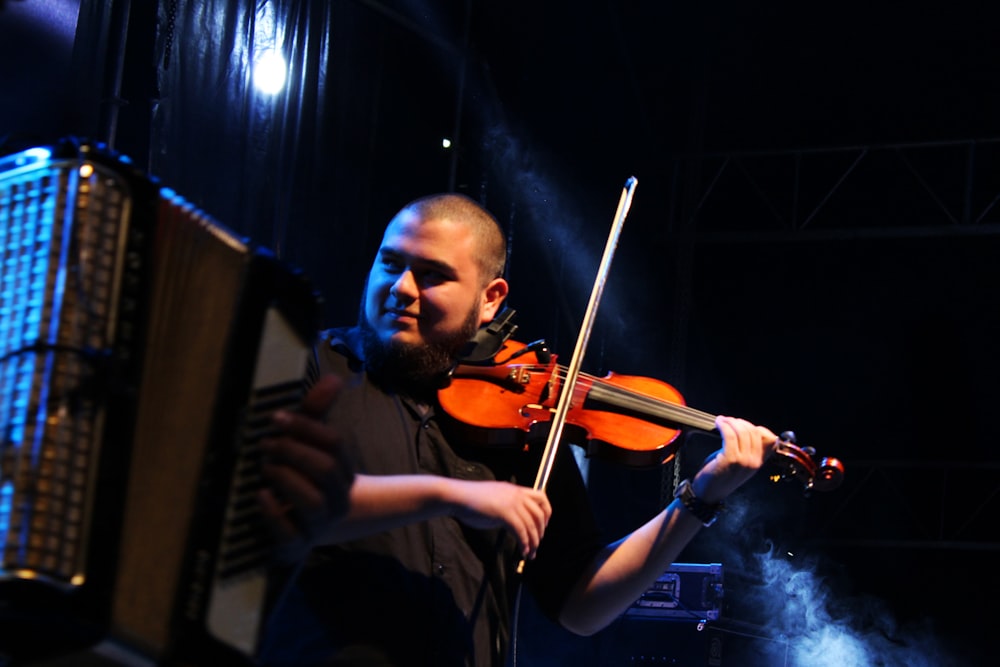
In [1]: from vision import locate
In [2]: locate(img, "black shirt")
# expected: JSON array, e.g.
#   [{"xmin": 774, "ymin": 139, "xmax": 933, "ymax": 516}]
[{"xmin": 258, "ymin": 327, "xmax": 603, "ymax": 666}]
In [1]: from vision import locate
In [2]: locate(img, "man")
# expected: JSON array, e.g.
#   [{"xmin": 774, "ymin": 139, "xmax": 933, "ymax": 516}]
[{"xmin": 258, "ymin": 193, "xmax": 775, "ymax": 665}]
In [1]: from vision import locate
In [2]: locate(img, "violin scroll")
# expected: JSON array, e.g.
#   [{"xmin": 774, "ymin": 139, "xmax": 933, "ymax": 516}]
[{"xmin": 769, "ymin": 431, "xmax": 845, "ymax": 493}]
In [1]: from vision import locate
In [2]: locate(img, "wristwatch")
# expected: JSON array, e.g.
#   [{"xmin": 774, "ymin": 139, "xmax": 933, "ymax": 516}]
[{"xmin": 673, "ymin": 479, "xmax": 723, "ymax": 526}]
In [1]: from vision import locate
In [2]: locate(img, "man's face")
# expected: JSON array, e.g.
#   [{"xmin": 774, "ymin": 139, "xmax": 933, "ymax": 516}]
[{"xmin": 363, "ymin": 210, "xmax": 497, "ymax": 352}]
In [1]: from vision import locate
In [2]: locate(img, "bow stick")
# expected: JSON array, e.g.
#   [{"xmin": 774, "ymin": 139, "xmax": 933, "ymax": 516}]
[{"xmin": 517, "ymin": 176, "xmax": 638, "ymax": 574}]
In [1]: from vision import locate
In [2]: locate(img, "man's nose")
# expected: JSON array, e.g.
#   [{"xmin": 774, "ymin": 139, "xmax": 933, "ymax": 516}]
[{"xmin": 389, "ymin": 269, "xmax": 418, "ymax": 300}]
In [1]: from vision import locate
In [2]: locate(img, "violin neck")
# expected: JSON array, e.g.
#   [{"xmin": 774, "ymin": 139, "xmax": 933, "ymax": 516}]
[{"xmin": 585, "ymin": 381, "xmax": 717, "ymax": 432}]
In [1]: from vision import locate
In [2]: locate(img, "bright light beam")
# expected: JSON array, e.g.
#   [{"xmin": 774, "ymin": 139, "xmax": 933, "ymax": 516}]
[{"xmin": 253, "ymin": 49, "xmax": 287, "ymax": 95}]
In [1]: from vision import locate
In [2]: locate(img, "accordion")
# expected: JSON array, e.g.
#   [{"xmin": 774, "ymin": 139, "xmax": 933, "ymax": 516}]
[{"xmin": 0, "ymin": 140, "xmax": 321, "ymax": 665}]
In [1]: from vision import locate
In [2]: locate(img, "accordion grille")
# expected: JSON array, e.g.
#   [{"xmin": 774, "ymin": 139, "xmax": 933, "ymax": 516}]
[{"xmin": 0, "ymin": 151, "xmax": 130, "ymax": 587}]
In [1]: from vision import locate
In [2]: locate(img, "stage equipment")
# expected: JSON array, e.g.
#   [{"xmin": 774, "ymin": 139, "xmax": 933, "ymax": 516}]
[
  {"xmin": 625, "ymin": 562, "xmax": 724, "ymax": 622},
  {"xmin": 0, "ymin": 139, "xmax": 320, "ymax": 666},
  {"xmin": 592, "ymin": 563, "xmax": 725, "ymax": 666}
]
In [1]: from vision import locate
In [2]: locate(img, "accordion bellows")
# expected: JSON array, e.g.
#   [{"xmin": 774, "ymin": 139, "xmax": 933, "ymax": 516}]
[{"xmin": 0, "ymin": 139, "xmax": 320, "ymax": 665}]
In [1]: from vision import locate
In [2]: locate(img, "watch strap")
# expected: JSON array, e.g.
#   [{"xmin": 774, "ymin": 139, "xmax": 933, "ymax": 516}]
[{"xmin": 674, "ymin": 478, "xmax": 723, "ymax": 526}]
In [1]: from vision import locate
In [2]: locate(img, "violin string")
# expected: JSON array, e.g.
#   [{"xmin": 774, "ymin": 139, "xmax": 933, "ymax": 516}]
[
  {"xmin": 585, "ymin": 377, "xmax": 718, "ymax": 431},
  {"xmin": 589, "ymin": 379, "xmax": 718, "ymax": 431},
  {"xmin": 491, "ymin": 362, "xmax": 826, "ymax": 484},
  {"xmin": 516, "ymin": 364, "xmax": 718, "ymax": 431}
]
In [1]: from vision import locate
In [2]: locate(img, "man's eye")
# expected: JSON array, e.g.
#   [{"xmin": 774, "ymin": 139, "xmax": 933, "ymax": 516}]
[{"xmin": 419, "ymin": 270, "xmax": 448, "ymax": 285}]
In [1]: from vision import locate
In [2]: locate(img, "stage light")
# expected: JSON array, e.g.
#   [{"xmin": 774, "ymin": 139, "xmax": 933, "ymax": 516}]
[
  {"xmin": 253, "ymin": 49, "xmax": 287, "ymax": 95},
  {"xmin": 442, "ymin": 138, "xmax": 453, "ymax": 149}
]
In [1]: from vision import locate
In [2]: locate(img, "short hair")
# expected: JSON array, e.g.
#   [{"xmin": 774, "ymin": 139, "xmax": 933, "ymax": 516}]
[{"xmin": 401, "ymin": 193, "xmax": 507, "ymax": 285}]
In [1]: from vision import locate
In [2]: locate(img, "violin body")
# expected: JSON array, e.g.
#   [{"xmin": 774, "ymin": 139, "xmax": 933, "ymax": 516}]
[
  {"xmin": 440, "ymin": 338, "xmax": 845, "ymax": 491},
  {"xmin": 441, "ymin": 340, "xmax": 689, "ymax": 467}
]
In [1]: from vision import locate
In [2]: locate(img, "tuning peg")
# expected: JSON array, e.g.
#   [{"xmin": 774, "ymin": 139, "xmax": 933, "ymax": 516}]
[
  {"xmin": 814, "ymin": 457, "xmax": 845, "ymax": 491},
  {"xmin": 779, "ymin": 430, "xmax": 797, "ymax": 444}
]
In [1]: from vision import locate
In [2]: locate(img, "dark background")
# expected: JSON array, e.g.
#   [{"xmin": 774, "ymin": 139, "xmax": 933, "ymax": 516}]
[{"xmin": 2, "ymin": 0, "xmax": 999, "ymax": 665}]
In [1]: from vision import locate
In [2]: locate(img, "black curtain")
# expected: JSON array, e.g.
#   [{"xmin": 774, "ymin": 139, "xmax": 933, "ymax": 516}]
[{"xmin": 73, "ymin": 0, "xmax": 475, "ymax": 326}]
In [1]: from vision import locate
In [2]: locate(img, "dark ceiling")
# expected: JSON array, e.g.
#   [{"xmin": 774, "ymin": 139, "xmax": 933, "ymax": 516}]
[
  {"xmin": 468, "ymin": 1, "xmax": 1000, "ymax": 156},
  {"xmin": 4, "ymin": 1, "xmax": 1000, "ymax": 149}
]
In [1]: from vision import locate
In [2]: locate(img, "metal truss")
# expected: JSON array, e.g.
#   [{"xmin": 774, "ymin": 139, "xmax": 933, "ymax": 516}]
[
  {"xmin": 672, "ymin": 138, "xmax": 1000, "ymax": 243},
  {"xmin": 665, "ymin": 138, "xmax": 1000, "ymax": 552},
  {"xmin": 797, "ymin": 459, "xmax": 1000, "ymax": 551}
]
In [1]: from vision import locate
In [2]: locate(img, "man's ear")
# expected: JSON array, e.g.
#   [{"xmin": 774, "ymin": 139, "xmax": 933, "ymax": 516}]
[{"xmin": 479, "ymin": 277, "xmax": 509, "ymax": 324}]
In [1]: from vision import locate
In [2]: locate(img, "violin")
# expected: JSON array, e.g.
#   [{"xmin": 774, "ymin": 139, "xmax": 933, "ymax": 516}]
[
  {"xmin": 440, "ymin": 335, "xmax": 844, "ymax": 493},
  {"xmin": 440, "ymin": 178, "xmax": 842, "ymax": 497}
]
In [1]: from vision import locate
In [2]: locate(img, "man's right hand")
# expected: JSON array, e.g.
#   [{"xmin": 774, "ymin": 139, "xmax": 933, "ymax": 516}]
[{"xmin": 445, "ymin": 479, "xmax": 552, "ymax": 560}]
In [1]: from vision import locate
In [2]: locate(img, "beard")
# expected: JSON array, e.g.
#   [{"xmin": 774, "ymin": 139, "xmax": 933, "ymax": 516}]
[{"xmin": 359, "ymin": 303, "xmax": 482, "ymax": 401}]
